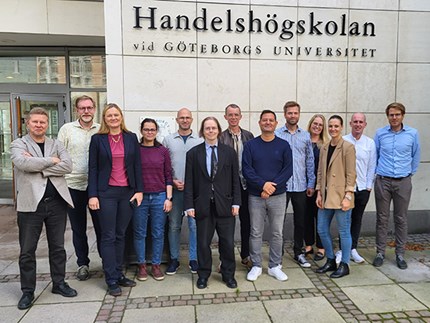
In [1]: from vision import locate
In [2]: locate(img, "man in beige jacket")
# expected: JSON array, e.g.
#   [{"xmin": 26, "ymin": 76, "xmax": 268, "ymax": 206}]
[{"xmin": 11, "ymin": 107, "xmax": 77, "ymax": 310}]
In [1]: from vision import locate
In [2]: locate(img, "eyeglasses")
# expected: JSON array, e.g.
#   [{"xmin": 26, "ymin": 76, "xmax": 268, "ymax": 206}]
[
  {"xmin": 142, "ymin": 128, "xmax": 157, "ymax": 132},
  {"xmin": 312, "ymin": 122, "xmax": 323, "ymax": 127},
  {"xmin": 77, "ymin": 106, "xmax": 95, "ymax": 112},
  {"xmin": 388, "ymin": 113, "xmax": 402, "ymax": 118}
]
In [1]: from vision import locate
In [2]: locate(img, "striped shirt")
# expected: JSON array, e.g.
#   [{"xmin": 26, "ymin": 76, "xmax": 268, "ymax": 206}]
[{"xmin": 275, "ymin": 125, "xmax": 315, "ymax": 192}]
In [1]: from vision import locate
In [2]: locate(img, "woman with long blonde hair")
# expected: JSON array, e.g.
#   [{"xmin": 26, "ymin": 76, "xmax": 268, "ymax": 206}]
[
  {"xmin": 88, "ymin": 103, "xmax": 143, "ymax": 296},
  {"xmin": 304, "ymin": 114, "xmax": 329, "ymax": 261}
]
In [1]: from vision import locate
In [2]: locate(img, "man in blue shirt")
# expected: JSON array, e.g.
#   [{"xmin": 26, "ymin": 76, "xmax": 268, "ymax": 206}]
[
  {"xmin": 275, "ymin": 101, "xmax": 315, "ymax": 268},
  {"xmin": 373, "ymin": 102, "xmax": 421, "ymax": 270},
  {"xmin": 243, "ymin": 110, "xmax": 293, "ymax": 282}
]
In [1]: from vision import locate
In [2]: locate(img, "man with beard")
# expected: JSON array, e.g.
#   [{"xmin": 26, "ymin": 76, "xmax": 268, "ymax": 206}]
[{"xmin": 58, "ymin": 95, "xmax": 101, "ymax": 281}]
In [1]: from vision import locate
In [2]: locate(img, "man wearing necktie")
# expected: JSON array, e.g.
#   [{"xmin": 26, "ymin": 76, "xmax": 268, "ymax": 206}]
[{"xmin": 184, "ymin": 117, "xmax": 241, "ymax": 290}]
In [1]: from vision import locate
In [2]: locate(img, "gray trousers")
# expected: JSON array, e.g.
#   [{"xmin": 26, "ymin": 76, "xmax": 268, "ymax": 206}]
[
  {"xmin": 249, "ymin": 193, "xmax": 286, "ymax": 268},
  {"xmin": 374, "ymin": 175, "xmax": 412, "ymax": 256}
]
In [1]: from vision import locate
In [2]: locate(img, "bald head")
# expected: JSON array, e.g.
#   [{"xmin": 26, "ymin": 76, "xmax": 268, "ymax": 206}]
[
  {"xmin": 350, "ymin": 112, "xmax": 367, "ymax": 139},
  {"xmin": 176, "ymin": 107, "xmax": 193, "ymax": 134}
]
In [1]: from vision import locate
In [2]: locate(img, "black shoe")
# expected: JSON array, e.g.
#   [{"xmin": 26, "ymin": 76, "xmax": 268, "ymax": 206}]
[
  {"xmin": 373, "ymin": 253, "xmax": 384, "ymax": 267},
  {"xmin": 18, "ymin": 292, "xmax": 34, "ymax": 310},
  {"xmin": 108, "ymin": 284, "xmax": 122, "ymax": 297},
  {"xmin": 166, "ymin": 259, "xmax": 180, "ymax": 275},
  {"xmin": 330, "ymin": 262, "xmax": 350, "ymax": 278},
  {"xmin": 314, "ymin": 251, "xmax": 325, "ymax": 262},
  {"xmin": 118, "ymin": 275, "xmax": 136, "ymax": 287},
  {"xmin": 52, "ymin": 282, "xmax": 77, "ymax": 297},
  {"xmin": 315, "ymin": 258, "xmax": 337, "ymax": 273},
  {"xmin": 196, "ymin": 277, "xmax": 208, "ymax": 289},
  {"xmin": 396, "ymin": 255, "xmax": 408, "ymax": 270},
  {"xmin": 223, "ymin": 278, "xmax": 237, "ymax": 289}
]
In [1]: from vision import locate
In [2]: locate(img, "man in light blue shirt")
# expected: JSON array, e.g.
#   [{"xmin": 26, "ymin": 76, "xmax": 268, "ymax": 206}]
[
  {"xmin": 339, "ymin": 113, "xmax": 376, "ymax": 264},
  {"xmin": 275, "ymin": 101, "xmax": 315, "ymax": 268},
  {"xmin": 372, "ymin": 103, "xmax": 421, "ymax": 270}
]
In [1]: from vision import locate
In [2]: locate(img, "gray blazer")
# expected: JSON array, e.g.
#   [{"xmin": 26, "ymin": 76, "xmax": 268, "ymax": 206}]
[{"xmin": 11, "ymin": 134, "xmax": 74, "ymax": 212}]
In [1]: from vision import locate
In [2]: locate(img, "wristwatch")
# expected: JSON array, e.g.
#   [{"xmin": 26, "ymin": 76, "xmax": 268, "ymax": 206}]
[
  {"xmin": 166, "ymin": 197, "xmax": 173, "ymax": 202},
  {"xmin": 344, "ymin": 194, "xmax": 352, "ymax": 201}
]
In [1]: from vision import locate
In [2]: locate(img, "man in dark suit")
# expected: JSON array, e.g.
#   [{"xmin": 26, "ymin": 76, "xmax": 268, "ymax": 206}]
[{"xmin": 184, "ymin": 117, "xmax": 241, "ymax": 289}]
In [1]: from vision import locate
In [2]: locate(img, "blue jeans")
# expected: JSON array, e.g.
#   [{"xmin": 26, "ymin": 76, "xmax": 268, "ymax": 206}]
[
  {"xmin": 167, "ymin": 190, "xmax": 197, "ymax": 261},
  {"xmin": 317, "ymin": 208, "xmax": 352, "ymax": 264},
  {"xmin": 133, "ymin": 192, "xmax": 167, "ymax": 265}
]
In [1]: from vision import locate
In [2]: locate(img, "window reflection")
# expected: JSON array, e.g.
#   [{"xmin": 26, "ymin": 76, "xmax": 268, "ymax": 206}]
[{"xmin": 69, "ymin": 55, "xmax": 106, "ymax": 88}]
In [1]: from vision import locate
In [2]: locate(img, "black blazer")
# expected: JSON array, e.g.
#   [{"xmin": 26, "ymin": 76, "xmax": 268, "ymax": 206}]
[
  {"xmin": 88, "ymin": 131, "xmax": 143, "ymax": 198},
  {"xmin": 184, "ymin": 142, "xmax": 241, "ymax": 219}
]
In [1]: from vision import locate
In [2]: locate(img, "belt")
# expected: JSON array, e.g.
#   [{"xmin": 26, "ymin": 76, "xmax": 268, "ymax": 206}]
[{"xmin": 378, "ymin": 175, "xmax": 409, "ymax": 180}]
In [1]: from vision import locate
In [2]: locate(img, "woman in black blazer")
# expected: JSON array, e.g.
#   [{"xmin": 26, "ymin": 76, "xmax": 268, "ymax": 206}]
[{"xmin": 88, "ymin": 103, "xmax": 143, "ymax": 296}]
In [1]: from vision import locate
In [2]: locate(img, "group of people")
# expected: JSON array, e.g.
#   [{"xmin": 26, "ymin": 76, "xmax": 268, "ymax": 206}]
[{"xmin": 11, "ymin": 96, "xmax": 420, "ymax": 309}]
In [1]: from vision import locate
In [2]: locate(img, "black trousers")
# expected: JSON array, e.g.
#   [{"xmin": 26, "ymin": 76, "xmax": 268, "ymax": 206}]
[
  {"xmin": 339, "ymin": 189, "xmax": 370, "ymax": 250},
  {"xmin": 239, "ymin": 187, "xmax": 251, "ymax": 260},
  {"xmin": 68, "ymin": 188, "xmax": 101, "ymax": 267},
  {"xmin": 18, "ymin": 197, "xmax": 67, "ymax": 293},
  {"xmin": 196, "ymin": 200, "xmax": 236, "ymax": 281},
  {"xmin": 285, "ymin": 191, "xmax": 307, "ymax": 257},
  {"xmin": 304, "ymin": 192, "xmax": 323, "ymax": 249}
]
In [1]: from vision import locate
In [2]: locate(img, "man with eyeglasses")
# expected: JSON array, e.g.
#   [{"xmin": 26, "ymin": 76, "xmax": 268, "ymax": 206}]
[
  {"xmin": 58, "ymin": 95, "xmax": 101, "ymax": 281},
  {"xmin": 162, "ymin": 108, "xmax": 203, "ymax": 275},
  {"xmin": 373, "ymin": 103, "xmax": 421, "ymax": 270}
]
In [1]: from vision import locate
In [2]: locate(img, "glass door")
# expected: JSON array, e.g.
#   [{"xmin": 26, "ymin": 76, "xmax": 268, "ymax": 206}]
[
  {"xmin": 0, "ymin": 95, "xmax": 13, "ymax": 203},
  {"xmin": 3, "ymin": 94, "xmax": 67, "ymax": 204}
]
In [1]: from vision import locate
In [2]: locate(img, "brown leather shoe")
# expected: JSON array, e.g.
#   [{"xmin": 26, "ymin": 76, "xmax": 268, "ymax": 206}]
[
  {"xmin": 152, "ymin": 264, "xmax": 165, "ymax": 281},
  {"xmin": 137, "ymin": 264, "xmax": 148, "ymax": 281}
]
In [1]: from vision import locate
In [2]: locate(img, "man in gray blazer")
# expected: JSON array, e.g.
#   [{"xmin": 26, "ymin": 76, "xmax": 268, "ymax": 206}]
[{"xmin": 11, "ymin": 107, "xmax": 77, "ymax": 310}]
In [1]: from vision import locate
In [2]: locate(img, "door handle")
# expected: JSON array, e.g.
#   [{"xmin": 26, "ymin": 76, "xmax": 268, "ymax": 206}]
[{"xmin": 15, "ymin": 96, "xmax": 22, "ymax": 138}]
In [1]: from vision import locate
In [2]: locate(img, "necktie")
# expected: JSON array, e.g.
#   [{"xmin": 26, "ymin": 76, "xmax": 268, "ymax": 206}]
[{"xmin": 210, "ymin": 145, "xmax": 217, "ymax": 179}]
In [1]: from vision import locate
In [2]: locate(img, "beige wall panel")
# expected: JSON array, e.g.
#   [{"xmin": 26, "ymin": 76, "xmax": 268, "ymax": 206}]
[
  {"xmin": 249, "ymin": 5, "xmax": 298, "ymax": 60},
  {"xmin": 106, "ymin": 55, "xmax": 125, "ymax": 107},
  {"xmin": 0, "ymin": 0, "xmax": 48, "ymax": 33},
  {"xmin": 298, "ymin": 0, "xmax": 349, "ymax": 8},
  {"xmin": 196, "ymin": 2, "xmax": 250, "ymax": 59},
  {"xmin": 250, "ymin": 60, "xmax": 297, "ymax": 112},
  {"xmin": 197, "ymin": 59, "xmax": 249, "ymax": 111},
  {"xmin": 123, "ymin": 56, "xmax": 198, "ymax": 111},
  {"xmin": 297, "ymin": 8, "xmax": 349, "ymax": 62},
  {"xmin": 348, "ymin": 10, "xmax": 397, "ymax": 62},
  {"xmin": 297, "ymin": 61, "xmax": 347, "ymax": 112},
  {"xmin": 397, "ymin": 64, "xmax": 430, "ymax": 113},
  {"xmin": 398, "ymin": 12, "xmax": 430, "ymax": 62},
  {"xmin": 404, "ymin": 114, "xmax": 430, "ymax": 162},
  {"xmin": 400, "ymin": 0, "xmax": 430, "ymax": 11},
  {"xmin": 105, "ymin": 0, "xmax": 123, "ymax": 55},
  {"xmin": 47, "ymin": 0, "xmax": 104, "ymax": 36},
  {"xmin": 350, "ymin": 0, "xmax": 398, "ymax": 10},
  {"xmin": 409, "ymin": 163, "xmax": 430, "ymax": 210},
  {"xmin": 122, "ymin": 0, "xmax": 197, "ymax": 57},
  {"xmin": 347, "ymin": 62, "xmax": 396, "ymax": 113}
]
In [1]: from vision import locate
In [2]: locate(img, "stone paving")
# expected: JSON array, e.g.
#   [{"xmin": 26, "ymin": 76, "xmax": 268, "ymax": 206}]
[{"xmin": 0, "ymin": 205, "xmax": 429, "ymax": 323}]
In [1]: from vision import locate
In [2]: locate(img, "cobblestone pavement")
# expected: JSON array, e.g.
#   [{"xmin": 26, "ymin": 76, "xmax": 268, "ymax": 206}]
[{"xmin": 1, "ymin": 205, "xmax": 429, "ymax": 323}]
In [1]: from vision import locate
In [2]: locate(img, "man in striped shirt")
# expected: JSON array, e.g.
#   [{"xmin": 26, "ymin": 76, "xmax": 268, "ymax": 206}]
[{"xmin": 275, "ymin": 101, "xmax": 315, "ymax": 268}]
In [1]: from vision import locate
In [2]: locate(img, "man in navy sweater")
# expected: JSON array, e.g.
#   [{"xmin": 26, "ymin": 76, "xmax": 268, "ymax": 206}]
[{"xmin": 242, "ymin": 110, "xmax": 293, "ymax": 282}]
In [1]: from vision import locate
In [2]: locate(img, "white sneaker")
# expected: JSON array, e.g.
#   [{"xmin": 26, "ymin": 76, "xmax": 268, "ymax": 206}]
[
  {"xmin": 351, "ymin": 249, "xmax": 365, "ymax": 263},
  {"xmin": 295, "ymin": 254, "xmax": 311, "ymax": 268},
  {"xmin": 268, "ymin": 265, "xmax": 288, "ymax": 281},
  {"xmin": 335, "ymin": 250, "xmax": 342, "ymax": 265},
  {"xmin": 247, "ymin": 266, "xmax": 262, "ymax": 281}
]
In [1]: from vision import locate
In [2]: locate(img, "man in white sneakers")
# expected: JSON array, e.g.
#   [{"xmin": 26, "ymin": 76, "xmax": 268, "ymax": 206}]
[
  {"xmin": 336, "ymin": 113, "xmax": 376, "ymax": 264},
  {"xmin": 243, "ymin": 110, "xmax": 293, "ymax": 282}
]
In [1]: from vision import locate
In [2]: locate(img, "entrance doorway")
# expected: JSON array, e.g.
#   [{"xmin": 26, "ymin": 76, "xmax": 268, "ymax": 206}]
[{"xmin": 0, "ymin": 94, "xmax": 66, "ymax": 204}]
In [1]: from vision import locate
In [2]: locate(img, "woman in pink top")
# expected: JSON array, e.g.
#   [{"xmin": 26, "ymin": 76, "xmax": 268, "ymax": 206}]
[
  {"xmin": 133, "ymin": 118, "xmax": 173, "ymax": 282},
  {"xmin": 88, "ymin": 103, "xmax": 143, "ymax": 296}
]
